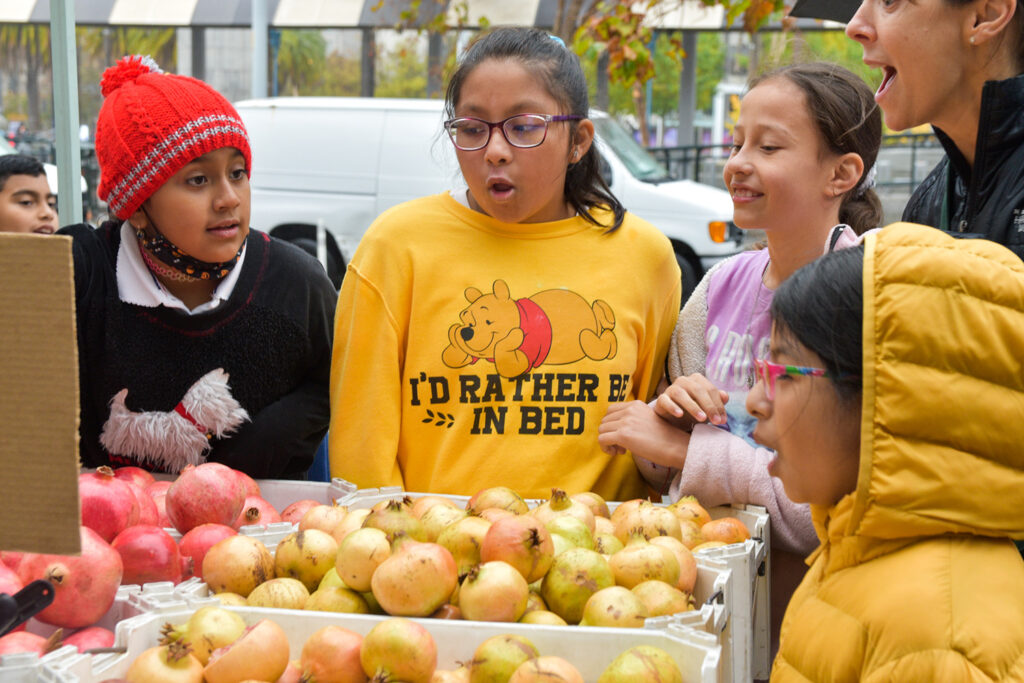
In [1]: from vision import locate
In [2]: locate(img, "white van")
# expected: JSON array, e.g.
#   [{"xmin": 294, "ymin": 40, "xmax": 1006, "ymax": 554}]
[{"xmin": 233, "ymin": 97, "xmax": 747, "ymax": 293}]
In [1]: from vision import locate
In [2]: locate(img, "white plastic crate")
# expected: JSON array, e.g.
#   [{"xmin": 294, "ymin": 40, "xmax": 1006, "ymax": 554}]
[
  {"xmin": 334, "ymin": 484, "xmax": 770, "ymax": 683},
  {"xmin": 37, "ymin": 604, "xmax": 721, "ymax": 683}
]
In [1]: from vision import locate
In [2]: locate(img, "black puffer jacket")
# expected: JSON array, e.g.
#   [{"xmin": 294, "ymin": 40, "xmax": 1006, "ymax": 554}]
[{"xmin": 902, "ymin": 74, "xmax": 1024, "ymax": 261}]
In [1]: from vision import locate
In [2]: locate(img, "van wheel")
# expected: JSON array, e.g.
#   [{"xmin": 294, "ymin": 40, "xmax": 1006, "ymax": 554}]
[
  {"xmin": 676, "ymin": 252, "xmax": 699, "ymax": 302},
  {"xmin": 292, "ymin": 237, "xmax": 344, "ymax": 289}
]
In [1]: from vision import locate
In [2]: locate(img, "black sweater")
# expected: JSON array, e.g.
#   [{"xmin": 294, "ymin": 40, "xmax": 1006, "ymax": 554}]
[{"xmin": 60, "ymin": 222, "xmax": 337, "ymax": 479}]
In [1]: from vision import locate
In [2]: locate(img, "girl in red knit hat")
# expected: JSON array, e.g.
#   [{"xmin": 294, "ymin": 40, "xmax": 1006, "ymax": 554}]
[{"xmin": 58, "ymin": 55, "xmax": 336, "ymax": 479}]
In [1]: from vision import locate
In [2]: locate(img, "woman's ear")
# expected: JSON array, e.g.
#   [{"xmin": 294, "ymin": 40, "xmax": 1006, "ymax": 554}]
[
  {"xmin": 968, "ymin": 0, "xmax": 1016, "ymax": 46},
  {"xmin": 128, "ymin": 207, "xmax": 148, "ymax": 231},
  {"xmin": 571, "ymin": 119, "xmax": 596, "ymax": 163},
  {"xmin": 830, "ymin": 153, "xmax": 866, "ymax": 198}
]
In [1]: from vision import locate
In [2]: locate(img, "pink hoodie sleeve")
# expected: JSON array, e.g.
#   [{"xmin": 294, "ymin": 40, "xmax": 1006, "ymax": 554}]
[{"xmin": 669, "ymin": 424, "xmax": 818, "ymax": 555}]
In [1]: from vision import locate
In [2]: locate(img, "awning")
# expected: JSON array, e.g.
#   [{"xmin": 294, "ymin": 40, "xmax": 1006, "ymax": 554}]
[{"xmin": 1, "ymin": 0, "xmax": 741, "ymax": 30}]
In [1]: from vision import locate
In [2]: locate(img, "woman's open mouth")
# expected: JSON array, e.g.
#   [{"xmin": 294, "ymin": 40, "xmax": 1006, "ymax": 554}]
[{"xmin": 876, "ymin": 66, "xmax": 897, "ymax": 102}]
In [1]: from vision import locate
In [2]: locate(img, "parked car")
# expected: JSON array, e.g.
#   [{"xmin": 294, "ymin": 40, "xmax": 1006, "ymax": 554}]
[{"xmin": 233, "ymin": 97, "xmax": 749, "ymax": 292}]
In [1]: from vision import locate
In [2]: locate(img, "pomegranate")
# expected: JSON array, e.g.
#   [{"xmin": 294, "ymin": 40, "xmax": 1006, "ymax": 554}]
[
  {"xmin": 178, "ymin": 523, "xmax": 237, "ymax": 581},
  {"xmin": 212, "ymin": 592, "xmax": 247, "ymax": 606},
  {"xmin": 165, "ymin": 463, "xmax": 246, "ymax": 534},
  {"xmin": 477, "ymin": 508, "xmax": 516, "ymax": 524},
  {"xmin": 480, "ymin": 515, "xmax": 554, "ymax": 583},
  {"xmin": 579, "ymin": 586, "xmax": 648, "ymax": 627},
  {"xmin": 335, "ymin": 527, "xmax": 391, "ymax": 592},
  {"xmin": 17, "ymin": 526, "xmax": 123, "ymax": 628},
  {"xmin": 539, "ymin": 547, "xmax": 615, "ymax": 624},
  {"xmin": 458, "ymin": 561, "xmax": 530, "ymax": 622},
  {"xmin": 509, "ymin": 656, "xmax": 583, "ymax": 683},
  {"xmin": 466, "ymin": 486, "xmax": 529, "ymax": 515},
  {"xmin": 519, "ymin": 610, "xmax": 567, "ymax": 625},
  {"xmin": 419, "ymin": 504, "xmax": 468, "ymax": 542},
  {"xmin": 607, "ymin": 533, "xmax": 680, "ymax": 589},
  {"xmin": 700, "ymin": 517, "xmax": 751, "ymax": 545},
  {"xmin": 318, "ymin": 567, "xmax": 345, "ymax": 589},
  {"xmin": 201, "ymin": 535, "xmax": 274, "ymax": 597},
  {"xmin": 63, "ymin": 626, "xmax": 116, "ymax": 652},
  {"xmin": 300, "ymin": 625, "xmax": 366, "ymax": 683},
  {"xmin": 649, "ymin": 536, "xmax": 697, "ymax": 593},
  {"xmin": 112, "ymin": 465, "xmax": 157, "ymax": 490},
  {"xmin": 304, "ymin": 585, "xmax": 370, "ymax": 613},
  {"xmin": 631, "ymin": 580, "xmax": 694, "ymax": 617},
  {"xmin": 153, "ymin": 493, "xmax": 172, "ymax": 528},
  {"xmin": 80, "ymin": 466, "xmax": 140, "ymax": 542},
  {"xmin": 410, "ymin": 495, "xmax": 458, "ymax": 519},
  {"xmin": 597, "ymin": 645, "xmax": 683, "ymax": 683},
  {"xmin": 112, "ymin": 524, "xmax": 183, "ymax": 585},
  {"xmin": 125, "ymin": 482, "xmax": 161, "ymax": 526},
  {"xmin": 1, "ymin": 550, "xmax": 25, "ymax": 572},
  {"xmin": 145, "ymin": 480, "xmax": 173, "ymax": 498},
  {"xmin": 611, "ymin": 500, "xmax": 681, "ymax": 543},
  {"xmin": 202, "ymin": 619, "xmax": 290, "ymax": 683},
  {"xmin": 161, "ymin": 605, "xmax": 246, "ymax": 665},
  {"xmin": 300, "ymin": 503, "xmax": 350, "ymax": 534},
  {"xmin": 670, "ymin": 496, "xmax": 712, "ymax": 526},
  {"xmin": 277, "ymin": 660, "xmax": 304, "ymax": 683},
  {"xmin": 370, "ymin": 541, "xmax": 457, "ymax": 616},
  {"xmin": 430, "ymin": 603, "xmax": 463, "ymax": 620},
  {"xmin": 330, "ymin": 508, "xmax": 371, "ymax": 543},
  {"xmin": 360, "ymin": 618, "xmax": 437, "ymax": 683},
  {"xmin": 524, "ymin": 590, "xmax": 547, "ymax": 613},
  {"xmin": 593, "ymin": 516, "xmax": 615, "ymax": 536},
  {"xmin": 0, "ymin": 631, "xmax": 50, "ymax": 656},
  {"xmin": 571, "ymin": 491, "xmax": 610, "ymax": 519},
  {"xmin": 280, "ymin": 499, "xmax": 320, "ymax": 524},
  {"xmin": 363, "ymin": 499, "xmax": 427, "ymax": 543},
  {"xmin": 126, "ymin": 640, "xmax": 204, "ymax": 682},
  {"xmin": 677, "ymin": 520, "xmax": 704, "ymax": 549},
  {"xmin": 433, "ymin": 666, "xmax": 471, "ymax": 682},
  {"xmin": 594, "ymin": 533, "xmax": 624, "ymax": 555},
  {"xmin": 246, "ymin": 577, "xmax": 310, "ymax": 609},
  {"xmin": 545, "ymin": 515, "xmax": 595, "ymax": 551},
  {"xmin": 274, "ymin": 529, "xmax": 339, "ymax": 591},
  {"xmin": 437, "ymin": 515, "xmax": 492, "ymax": 577},
  {"xmin": 532, "ymin": 489, "xmax": 595, "ymax": 532},
  {"xmin": 233, "ymin": 496, "xmax": 282, "ymax": 529},
  {"xmin": 469, "ymin": 634, "xmax": 539, "ymax": 683},
  {"xmin": 234, "ymin": 469, "xmax": 261, "ymax": 498}
]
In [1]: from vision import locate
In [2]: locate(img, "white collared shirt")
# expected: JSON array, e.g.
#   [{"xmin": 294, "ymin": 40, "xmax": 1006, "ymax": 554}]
[{"xmin": 116, "ymin": 221, "xmax": 247, "ymax": 315}]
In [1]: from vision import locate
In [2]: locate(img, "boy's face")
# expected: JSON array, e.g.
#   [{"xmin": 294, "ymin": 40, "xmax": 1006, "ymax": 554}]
[{"xmin": 0, "ymin": 173, "xmax": 57, "ymax": 234}]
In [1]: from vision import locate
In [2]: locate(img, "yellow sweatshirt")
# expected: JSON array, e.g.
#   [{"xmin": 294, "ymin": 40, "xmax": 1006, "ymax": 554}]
[{"xmin": 329, "ymin": 192, "xmax": 680, "ymax": 500}]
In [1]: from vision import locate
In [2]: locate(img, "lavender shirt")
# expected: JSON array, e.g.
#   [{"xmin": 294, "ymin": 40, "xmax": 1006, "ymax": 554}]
[{"xmin": 704, "ymin": 248, "xmax": 772, "ymax": 446}]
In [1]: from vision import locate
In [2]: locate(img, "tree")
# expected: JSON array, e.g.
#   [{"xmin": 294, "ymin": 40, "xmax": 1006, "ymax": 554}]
[
  {"xmin": 376, "ymin": 34, "xmax": 429, "ymax": 97},
  {"xmin": 0, "ymin": 25, "xmax": 51, "ymax": 130},
  {"xmin": 275, "ymin": 30, "xmax": 328, "ymax": 96}
]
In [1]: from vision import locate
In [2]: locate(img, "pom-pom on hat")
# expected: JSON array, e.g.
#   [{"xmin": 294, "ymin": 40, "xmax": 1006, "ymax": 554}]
[{"xmin": 96, "ymin": 55, "xmax": 252, "ymax": 219}]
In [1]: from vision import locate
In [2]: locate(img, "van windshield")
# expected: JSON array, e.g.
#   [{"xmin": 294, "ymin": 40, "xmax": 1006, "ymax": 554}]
[{"xmin": 592, "ymin": 117, "xmax": 671, "ymax": 183}]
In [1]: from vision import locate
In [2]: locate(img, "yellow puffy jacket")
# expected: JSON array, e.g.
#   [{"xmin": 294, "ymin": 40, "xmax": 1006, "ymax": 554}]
[{"xmin": 771, "ymin": 224, "xmax": 1024, "ymax": 682}]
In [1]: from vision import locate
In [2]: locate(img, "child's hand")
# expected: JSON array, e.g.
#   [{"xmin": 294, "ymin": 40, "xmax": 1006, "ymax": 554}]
[
  {"xmin": 598, "ymin": 401, "xmax": 689, "ymax": 469},
  {"xmin": 654, "ymin": 373, "xmax": 730, "ymax": 427}
]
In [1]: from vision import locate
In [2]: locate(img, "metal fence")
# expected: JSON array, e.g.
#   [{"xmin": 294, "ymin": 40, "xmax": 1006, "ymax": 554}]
[{"xmin": 648, "ymin": 132, "xmax": 945, "ymax": 194}]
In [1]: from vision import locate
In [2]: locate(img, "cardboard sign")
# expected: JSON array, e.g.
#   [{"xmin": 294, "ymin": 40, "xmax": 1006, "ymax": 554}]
[{"xmin": 0, "ymin": 233, "xmax": 81, "ymax": 554}]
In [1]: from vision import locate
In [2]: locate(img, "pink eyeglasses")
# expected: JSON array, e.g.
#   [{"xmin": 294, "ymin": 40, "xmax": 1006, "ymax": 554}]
[{"xmin": 753, "ymin": 358, "xmax": 830, "ymax": 400}]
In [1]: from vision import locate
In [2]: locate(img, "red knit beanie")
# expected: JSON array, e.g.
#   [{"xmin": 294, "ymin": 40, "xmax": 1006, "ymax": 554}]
[{"xmin": 96, "ymin": 55, "xmax": 252, "ymax": 219}]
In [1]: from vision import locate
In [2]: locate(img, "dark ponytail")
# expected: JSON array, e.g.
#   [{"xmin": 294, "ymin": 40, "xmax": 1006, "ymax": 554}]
[
  {"xmin": 444, "ymin": 27, "xmax": 626, "ymax": 231},
  {"xmin": 750, "ymin": 62, "xmax": 883, "ymax": 235},
  {"xmin": 770, "ymin": 245, "xmax": 865, "ymax": 404}
]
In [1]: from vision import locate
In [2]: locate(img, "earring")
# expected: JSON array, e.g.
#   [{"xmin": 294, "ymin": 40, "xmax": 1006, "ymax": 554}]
[{"xmin": 970, "ymin": 35, "xmax": 976, "ymax": 45}]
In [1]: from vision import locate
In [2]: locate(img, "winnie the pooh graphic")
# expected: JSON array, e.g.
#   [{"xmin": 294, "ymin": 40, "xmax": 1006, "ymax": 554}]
[{"xmin": 442, "ymin": 279, "xmax": 617, "ymax": 378}]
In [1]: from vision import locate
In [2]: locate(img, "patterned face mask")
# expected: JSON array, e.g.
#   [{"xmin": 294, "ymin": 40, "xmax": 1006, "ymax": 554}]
[{"xmin": 135, "ymin": 209, "xmax": 245, "ymax": 281}]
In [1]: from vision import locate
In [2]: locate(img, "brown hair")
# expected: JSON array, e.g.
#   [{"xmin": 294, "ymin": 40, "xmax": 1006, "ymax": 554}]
[{"xmin": 749, "ymin": 62, "xmax": 883, "ymax": 235}]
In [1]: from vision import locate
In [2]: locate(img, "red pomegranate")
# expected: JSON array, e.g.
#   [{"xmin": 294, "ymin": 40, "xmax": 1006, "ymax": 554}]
[
  {"xmin": 63, "ymin": 626, "xmax": 116, "ymax": 652},
  {"xmin": 280, "ymin": 499, "xmax": 320, "ymax": 525},
  {"xmin": 234, "ymin": 470, "xmax": 261, "ymax": 498},
  {"xmin": 165, "ymin": 463, "xmax": 246, "ymax": 534},
  {"xmin": 112, "ymin": 466, "xmax": 156, "ymax": 490},
  {"xmin": 112, "ymin": 525, "xmax": 183, "ymax": 585},
  {"xmin": 0, "ymin": 563, "xmax": 25, "ymax": 632},
  {"xmin": 0, "ymin": 631, "xmax": 50, "ymax": 656},
  {"xmin": 80, "ymin": 466, "xmax": 141, "ymax": 542},
  {"xmin": 152, "ymin": 493, "xmax": 172, "ymax": 528},
  {"xmin": 145, "ymin": 480, "xmax": 173, "ymax": 498},
  {"xmin": 178, "ymin": 523, "xmax": 238, "ymax": 580},
  {"xmin": 233, "ymin": 496, "xmax": 282, "ymax": 529},
  {"xmin": 125, "ymin": 482, "xmax": 160, "ymax": 526},
  {"xmin": 16, "ymin": 526, "xmax": 123, "ymax": 628}
]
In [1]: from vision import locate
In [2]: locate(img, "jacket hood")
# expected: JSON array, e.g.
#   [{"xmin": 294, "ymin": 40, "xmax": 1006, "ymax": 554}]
[{"xmin": 825, "ymin": 224, "xmax": 1024, "ymax": 550}]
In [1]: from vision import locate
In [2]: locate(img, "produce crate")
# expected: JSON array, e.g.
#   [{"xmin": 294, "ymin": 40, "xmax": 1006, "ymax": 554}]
[
  {"xmin": 36, "ymin": 603, "xmax": 722, "ymax": 683},
  {"xmin": 334, "ymin": 484, "xmax": 770, "ymax": 683},
  {"xmin": 0, "ymin": 581, "xmax": 187, "ymax": 681}
]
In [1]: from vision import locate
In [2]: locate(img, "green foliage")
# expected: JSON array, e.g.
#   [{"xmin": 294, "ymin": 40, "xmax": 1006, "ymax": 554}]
[
  {"xmin": 376, "ymin": 34, "xmax": 429, "ymax": 97},
  {"xmin": 276, "ymin": 30, "xmax": 328, "ymax": 95}
]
